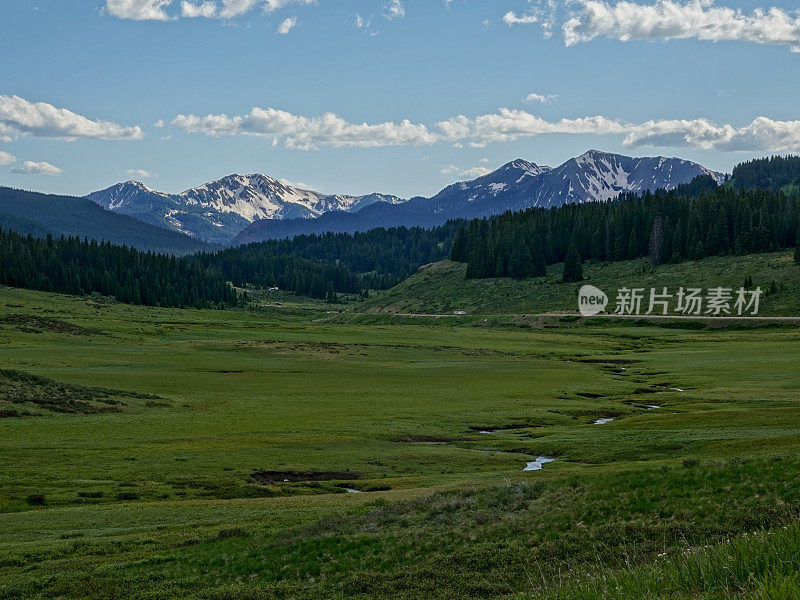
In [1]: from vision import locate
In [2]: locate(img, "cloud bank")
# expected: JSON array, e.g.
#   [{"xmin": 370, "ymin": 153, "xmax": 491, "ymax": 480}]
[
  {"xmin": 564, "ymin": 0, "xmax": 800, "ymax": 51},
  {"xmin": 0, "ymin": 95, "xmax": 144, "ymax": 141},
  {"xmin": 10, "ymin": 161, "xmax": 63, "ymax": 175},
  {"xmin": 506, "ymin": 0, "xmax": 800, "ymax": 53},
  {"xmin": 170, "ymin": 105, "xmax": 800, "ymax": 153},
  {"xmin": 173, "ymin": 0, "xmax": 315, "ymax": 19},
  {"xmin": 171, "ymin": 107, "xmax": 439, "ymax": 149}
]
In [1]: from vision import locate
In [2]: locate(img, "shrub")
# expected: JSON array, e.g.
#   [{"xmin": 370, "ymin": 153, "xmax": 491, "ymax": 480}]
[{"xmin": 77, "ymin": 491, "xmax": 104, "ymax": 499}]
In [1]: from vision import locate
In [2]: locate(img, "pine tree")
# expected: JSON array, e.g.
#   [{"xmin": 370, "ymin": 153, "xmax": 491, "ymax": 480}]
[
  {"xmin": 795, "ymin": 227, "xmax": 800, "ymax": 265},
  {"xmin": 532, "ymin": 235, "xmax": 547, "ymax": 277},
  {"xmin": 507, "ymin": 238, "xmax": 531, "ymax": 279},
  {"xmin": 562, "ymin": 240, "xmax": 583, "ymax": 283},
  {"xmin": 628, "ymin": 227, "xmax": 639, "ymax": 260},
  {"xmin": 450, "ymin": 226, "xmax": 468, "ymax": 262},
  {"xmin": 649, "ymin": 215, "xmax": 664, "ymax": 266}
]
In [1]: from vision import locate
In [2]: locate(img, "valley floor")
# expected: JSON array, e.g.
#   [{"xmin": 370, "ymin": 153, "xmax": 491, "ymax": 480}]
[{"xmin": 1, "ymin": 285, "xmax": 799, "ymax": 599}]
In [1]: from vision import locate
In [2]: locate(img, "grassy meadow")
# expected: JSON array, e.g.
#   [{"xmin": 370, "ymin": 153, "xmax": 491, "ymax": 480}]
[
  {"xmin": 363, "ymin": 251, "xmax": 800, "ymax": 317},
  {"xmin": 1, "ymin": 259, "xmax": 800, "ymax": 599}
]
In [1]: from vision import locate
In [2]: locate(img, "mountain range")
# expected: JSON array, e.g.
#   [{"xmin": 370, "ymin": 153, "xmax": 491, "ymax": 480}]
[
  {"xmin": 86, "ymin": 150, "xmax": 725, "ymax": 246},
  {"xmin": 233, "ymin": 151, "xmax": 725, "ymax": 244},
  {"xmin": 86, "ymin": 175, "xmax": 404, "ymax": 245}
]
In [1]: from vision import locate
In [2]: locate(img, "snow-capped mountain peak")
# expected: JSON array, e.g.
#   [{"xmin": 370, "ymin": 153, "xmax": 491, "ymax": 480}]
[
  {"xmin": 87, "ymin": 173, "xmax": 405, "ymax": 245},
  {"xmin": 506, "ymin": 158, "xmax": 551, "ymax": 174}
]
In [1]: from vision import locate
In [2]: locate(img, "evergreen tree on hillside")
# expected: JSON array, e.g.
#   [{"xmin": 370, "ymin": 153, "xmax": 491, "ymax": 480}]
[
  {"xmin": 562, "ymin": 240, "xmax": 583, "ymax": 283},
  {"xmin": 532, "ymin": 235, "xmax": 547, "ymax": 277},
  {"xmin": 627, "ymin": 227, "xmax": 639, "ymax": 260},
  {"xmin": 508, "ymin": 236, "xmax": 532, "ymax": 279},
  {"xmin": 795, "ymin": 227, "xmax": 800, "ymax": 265},
  {"xmin": 450, "ymin": 226, "xmax": 468, "ymax": 262},
  {"xmin": 649, "ymin": 215, "xmax": 664, "ymax": 266}
]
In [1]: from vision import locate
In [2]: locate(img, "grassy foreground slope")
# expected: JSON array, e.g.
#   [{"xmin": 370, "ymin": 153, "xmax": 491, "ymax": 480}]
[
  {"xmin": 1, "ymin": 286, "xmax": 800, "ymax": 599},
  {"xmin": 362, "ymin": 251, "xmax": 800, "ymax": 316}
]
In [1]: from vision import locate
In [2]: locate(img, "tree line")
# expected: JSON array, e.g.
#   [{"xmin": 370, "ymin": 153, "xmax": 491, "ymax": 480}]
[
  {"xmin": 451, "ymin": 177, "xmax": 800, "ymax": 280},
  {"xmin": 0, "ymin": 230, "xmax": 237, "ymax": 308},
  {"xmin": 195, "ymin": 223, "xmax": 460, "ymax": 295},
  {"xmin": 193, "ymin": 249, "xmax": 363, "ymax": 299},
  {"xmin": 732, "ymin": 155, "xmax": 800, "ymax": 194},
  {"xmin": 0, "ymin": 222, "xmax": 460, "ymax": 305}
]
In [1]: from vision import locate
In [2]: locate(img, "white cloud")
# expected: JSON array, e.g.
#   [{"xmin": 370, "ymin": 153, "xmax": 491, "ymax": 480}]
[
  {"xmin": 172, "ymin": 107, "xmax": 439, "ymax": 149},
  {"xmin": 0, "ymin": 124, "xmax": 16, "ymax": 143},
  {"xmin": 263, "ymin": 0, "xmax": 315, "ymax": 12},
  {"xmin": 277, "ymin": 15, "xmax": 298, "ymax": 33},
  {"xmin": 563, "ymin": 0, "xmax": 800, "ymax": 52},
  {"xmin": 503, "ymin": 11, "xmax": 538, "ymax": 25},
  {"xmin": 437, "ymin": 109, "xmax": 628, "ymax": 144},
  {"xmin": 525, "ymin": 92, "xmax": 557, "ymax": 103},
  {"xmin": 176, "ymin": 0, "xmax": 314, "ymax": 18},
  {"xmin": 0, "ymin": 151, "xmax": 15, "ymax": 166},
  {"xmin": 278, "ymin": 177, "xmax": 316, "ymax": 190},
  {"xmin": 385, "ymin": 0, "xmax": 405, "ymax": 19},
  {"xmin": 105, "ymin": 0, "xmax": 172, "ymax": 21},
  {"xmin": 623, "ymin": 116, "xmax": 800, "ymax": 152},
  {"xmin": 441, "ymin": 163, "xmax": 493, "ymax": 179},
  {"xmin": 171, "ymin": 105, "xmax": 800, "ymax": 153},
  {"xmin": 0, "ymin": 95, "xmax": 144, "ymax": 141},
  {"xmin": 462, "ymin": 166, "xmax": 492, "ymax": 178},
  {"xmin": 11, "ymin": 161, "xmax": 62, "ymax": 176},
  {"xmin": 217, "ymin": 0, "xmax": 257, "ymax": 17},
  {"xmin": 127, "ymin": 168, "xmax": 156, "ymax": 178},
  {"xmin": 181, "ymin": 1, "xmax": 217, "ymax": 17}
]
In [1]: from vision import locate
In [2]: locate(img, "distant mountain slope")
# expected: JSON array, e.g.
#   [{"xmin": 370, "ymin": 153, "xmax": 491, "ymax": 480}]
[
  {"xmin": 86, "ymin": 175, "xmax": 404, "ymax": 245},
  {"xmin": 0, "ymin": 187, "xmax": 213, "ymax": 255},
  {"xmin": 235, "ymin": 151, "xmax": 724, "ymax": 243},
  {"xmin": 0, "ymin": 212, "xmax": 53, "ymax": 238}
]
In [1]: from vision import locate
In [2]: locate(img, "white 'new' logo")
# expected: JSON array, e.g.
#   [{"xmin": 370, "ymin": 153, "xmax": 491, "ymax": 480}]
[{"xmin": 578, "ymin": 285, "xmax": 608, "ymax": 317}]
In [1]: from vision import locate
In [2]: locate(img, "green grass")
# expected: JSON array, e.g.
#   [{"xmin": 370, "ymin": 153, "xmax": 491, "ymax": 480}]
[
  {"xmin": 361, "ymin": 252, "xmax": 800, "ymax": 316},
  {"xmin": 1, "ymin": 278, "xmax": 799, "ymax": 599}
]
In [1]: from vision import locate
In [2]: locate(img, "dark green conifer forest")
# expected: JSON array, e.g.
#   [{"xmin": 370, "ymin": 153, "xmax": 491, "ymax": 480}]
[
  {"xmin": 452, "ymin": 180, "xmax": 800, "ymax": 280},
  {"xmin": 0, "ymin": 230, "xmax": 236, "ymax": 308},
  {"xmin": 201, "ymin": 223, "xmax": 460, "ymax": 293}
]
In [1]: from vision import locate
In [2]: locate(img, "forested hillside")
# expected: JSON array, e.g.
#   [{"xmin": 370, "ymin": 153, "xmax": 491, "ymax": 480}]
[
  {"xmin": 0, "ymin": 187, "xmax": 213, "ymax": 255},
  {"xmin": 451, "ymin": 181, "xmax": 800, "ymax": 279},
  {"xmin": 193, "ymin": 249, "xmax": 363, "ymax": 299},
  {"xmin": 732, "ymin": 155, "xmax": 800, "ymax": 194},
  {"xmin": 0, "ymin": 230, "xmax": 236, "ymax": 308},
  {"xmin": 208, "ymin": 223, "xmax": 459, "ymax": 291}
]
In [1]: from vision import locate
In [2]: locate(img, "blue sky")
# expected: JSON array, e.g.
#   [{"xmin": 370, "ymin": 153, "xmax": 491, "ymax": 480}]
[{"xmin": 1, "ymin": 0, "xmax": 800, "ymax": 198}]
